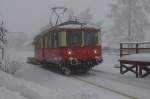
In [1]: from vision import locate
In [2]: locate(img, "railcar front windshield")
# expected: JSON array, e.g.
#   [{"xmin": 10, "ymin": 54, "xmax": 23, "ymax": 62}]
[
  {"xmin": 67, "ymin": 32, "xmax": 82, "ymax": 47},
  {"xmin": 84, "ymin": 32, "xmax": 97, "ymax": 47}
]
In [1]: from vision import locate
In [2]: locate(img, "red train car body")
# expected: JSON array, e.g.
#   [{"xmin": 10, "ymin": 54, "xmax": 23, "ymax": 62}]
[{"xmin": 32, "ymin": 21, "xmax": 103, "ymax": 75}]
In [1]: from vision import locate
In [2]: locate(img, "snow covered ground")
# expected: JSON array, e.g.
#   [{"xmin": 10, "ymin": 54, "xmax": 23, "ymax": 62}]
[
  {"xmin": 0, "ymin": 70, "xmax": 68, "ymax": 99},
  {"xmin": 1, "ymin": 50, "xmax": 150, "ymax": 99},
  {"xmin": 0, "ymin": 87, "xmax": 27, "ymax": 99},
  {"xmin": 14, "ymin": 60, "xmax": 129, "ymax": 99},
  {"xmin": 77, "ymin": 54, "xmax": 150, "ymax": 99}
]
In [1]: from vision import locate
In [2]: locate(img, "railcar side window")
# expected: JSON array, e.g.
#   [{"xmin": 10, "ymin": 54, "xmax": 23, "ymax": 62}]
[
  {"xmin": 44, "ymin": 35, "xmax": 48, "ymax": 48},
  {"xmin": 37, "ymin": 39, "xmax": 40, "ymax": 49},
  {"xmin": 48, "ymin": 33, "xmax": 52, "ymax": 48},
  {"xmin": 66, "ymin": 32, "xmax": 82, "ymax": 47},
  {"xmin": 51, "ymin": 32, "xmax": 58, "ymax": 48},
  {"xmin": 34, "ymin": 39, "xmax": 39, "ymax": 50},
  {"xmin": 40, "ymin": 37, "xmax": 44, "ymax": 48},
  {"xmin": 84, "ymin": 32, "xmax": 97, "ymax": 46}
]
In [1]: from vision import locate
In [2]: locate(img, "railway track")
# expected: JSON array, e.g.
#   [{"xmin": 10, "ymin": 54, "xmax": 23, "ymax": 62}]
[
  {"xmin": 91, "ymin": 69, "xmax": 150, "ymax": 90},
  {"xmin": 35, "ymin": 64, "xmax": 139, "ymax": 99},
  {"xmin": 72, "ymin": 76, "xmax": 138, "ymax": 99},
  {"xmin": 38, "ymin": 64, "xmax": 141, "ymax": 99},
  {"xmin": 41, "ymin": 66, "xmax": 138, "ymax": 99}
]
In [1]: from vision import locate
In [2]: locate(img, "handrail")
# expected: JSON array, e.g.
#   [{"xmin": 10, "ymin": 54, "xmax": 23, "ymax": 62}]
[{"xmin": 120, "ymin": 42, "xmax": 150, "ymax": 57}]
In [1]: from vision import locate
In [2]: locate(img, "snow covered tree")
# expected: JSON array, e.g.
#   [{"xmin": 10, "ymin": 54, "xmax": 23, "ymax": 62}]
[
  {"xmin": 78, "ymin": 8, "xmax": 93, "ymax": 24},
  {"xmin": 108, "ymin": 0, "xmax": 150, "ymax": 47}
]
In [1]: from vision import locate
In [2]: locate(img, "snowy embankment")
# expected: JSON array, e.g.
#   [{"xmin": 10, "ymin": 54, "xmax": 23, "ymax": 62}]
[
  {"xmin": 0, "ymin": 87, "xmax": 27, "ymax": 99},
  {"xmin": 0, "ymin": 70, "xmax": 69, "ymax": 99}
]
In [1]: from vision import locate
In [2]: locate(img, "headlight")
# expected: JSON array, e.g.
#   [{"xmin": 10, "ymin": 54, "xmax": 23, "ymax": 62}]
[
  {"xmin": 94, "ymin": 50, "xmax": 97, "ymax": 54},
  {"xmin": 67, "ymin": 50, "xmax": 72, "ymax": 55}
]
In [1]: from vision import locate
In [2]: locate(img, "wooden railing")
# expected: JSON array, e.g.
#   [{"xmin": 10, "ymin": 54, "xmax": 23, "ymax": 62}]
[{"xmin": 120, "ymin": 42, "xmax": 150, "ymax": 57}]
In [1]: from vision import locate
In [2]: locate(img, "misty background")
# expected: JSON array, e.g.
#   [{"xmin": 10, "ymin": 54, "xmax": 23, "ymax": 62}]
[{"xmin": 0, "ymin": 0, "xmax": 150, "ymax": 50}]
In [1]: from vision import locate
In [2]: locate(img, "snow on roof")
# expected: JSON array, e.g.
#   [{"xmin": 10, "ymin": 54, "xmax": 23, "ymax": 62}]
[
  {"xmin": 58, "ymin": 24, "xmax": 100, "ymax": 30},
  {"xmin": 58, "ymin": 24, "xmax": 81, "ymax": 29},
  {"xmin": 40, "ymin": 24, "xmax": 51, "ymax": 32},
  {"xmin": 39, "ymin": 21, "xmax": 100, "ymax": 34},
  {"xmin": 120, "ymin": 53, "xmax": 150, "ymax": 62},
  {"xmin": 84, "ymin": 24, "xmax": 100, "ymax": 29}
]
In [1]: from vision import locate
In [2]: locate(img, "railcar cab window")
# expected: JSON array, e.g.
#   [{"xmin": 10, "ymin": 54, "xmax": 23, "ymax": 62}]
[
  {"xmin": 66, "ymin": 31, "xmax": 82, "ymax": 47},
  {"xmin": 84, "ymin": 32, "xmax": 97, "ymax": 46}
]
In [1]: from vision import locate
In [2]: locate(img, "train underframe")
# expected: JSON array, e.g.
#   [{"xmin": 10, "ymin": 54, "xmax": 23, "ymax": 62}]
[{"xmin": 40, "ymin": 57, "xmax": 103, "ymax": 75}]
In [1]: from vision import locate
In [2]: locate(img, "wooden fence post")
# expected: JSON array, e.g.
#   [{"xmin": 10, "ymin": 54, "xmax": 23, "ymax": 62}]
[
  {"xmin": 120, "ymin": 43, "xmax": 123, "ymax": 57},
  {"xmin": 136, "ymin": 43, "xmax": 139, "ymax": 54}
]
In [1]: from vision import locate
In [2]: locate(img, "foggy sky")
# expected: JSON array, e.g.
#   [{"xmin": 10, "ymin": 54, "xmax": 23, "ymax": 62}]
[{"xmin": 0, "ymin": 0, "xmax": 113, "ymax": 37}]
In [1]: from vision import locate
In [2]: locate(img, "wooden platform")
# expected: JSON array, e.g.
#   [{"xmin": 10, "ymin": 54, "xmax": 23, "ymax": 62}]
[
  {"xmin": 119, "ymin": 42, "xmax": 150, "ymax": 78},
  {"xmin": 120, "ymin": 58, "xmax": 150, "ymax": 78}
]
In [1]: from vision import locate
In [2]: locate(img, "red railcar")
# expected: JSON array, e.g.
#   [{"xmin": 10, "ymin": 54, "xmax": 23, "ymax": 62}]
[{"xmin": 32, "ymin": 21, "xmax": 103, "ymax": 75}]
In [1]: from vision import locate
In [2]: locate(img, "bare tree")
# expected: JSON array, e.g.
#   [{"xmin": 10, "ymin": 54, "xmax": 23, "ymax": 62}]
[{"xmin": 108, "ymin": 0, "xmax": 150, "ymax": 47}]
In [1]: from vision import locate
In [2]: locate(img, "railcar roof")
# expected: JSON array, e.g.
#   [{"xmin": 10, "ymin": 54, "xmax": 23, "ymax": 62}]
[
  {"xmin": 58, "ymin": 24, "xmax": 100, "ymax": 30},
  {"xmin": 58, "ymin": 21, "xmax": 100, "ymax": 30},
  {"xmin": 42, "ymin": 21, "xmax": 100, "ymax": 32},
  {"xmin": 58, "ymin": 21, "xmax": 81, "ymax": 26},
  {"xmin": 35, "ymin": 21, "xmax": 100, "ymax": 39}
]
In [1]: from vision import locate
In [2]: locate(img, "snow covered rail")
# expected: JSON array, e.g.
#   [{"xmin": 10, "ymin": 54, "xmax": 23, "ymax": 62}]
[{"xmin": 72, "ymin": 76, "xmax": 138, "ymax": 99}]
